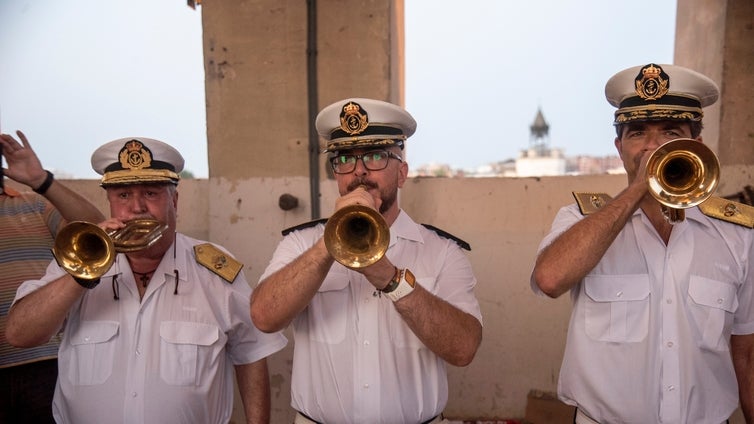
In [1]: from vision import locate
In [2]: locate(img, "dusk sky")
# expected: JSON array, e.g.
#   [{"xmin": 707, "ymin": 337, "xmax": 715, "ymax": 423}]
[{"xmin": 0, "ymin": 0, "xmax": 676, "ymax": 178}]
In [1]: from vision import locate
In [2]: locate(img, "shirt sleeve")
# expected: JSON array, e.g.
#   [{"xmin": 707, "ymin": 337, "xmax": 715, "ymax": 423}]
[
  {"xmin": 432, "ymin": 237, "xmax": 483, "ymax": 325},
  {"xmin": 223, "ymin": 269, "xmax": 288, "ymax": 365},
  {"xmin": 732, "ymin": 227, "xmax": 754, "ymax": 335},
  {"xmin": 258, "ymin": 227, "xmax": 319, "ymax": 284},
  {"xmin": 529, "ymin": 203, "xmax": 584, "ymax": 296}
]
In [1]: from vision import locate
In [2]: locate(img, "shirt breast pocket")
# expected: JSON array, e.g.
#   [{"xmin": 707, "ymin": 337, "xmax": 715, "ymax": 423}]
[
  {"xmin": 160, "ymin": 321, "xmax": 220, "ymax": 386},
  {"xmin": 584, "ymin": 275, "xmax": 650, "ymax": 343},
  {"xmin": 68, "ymin": 320, "xmax": 119, "ymax": 386},
  {"xmin": 688, "ymin": 276, "xmax": 738, "ymax": 351},
  {"xmin": 305, "ymin": 270, "xmax": 350, "ymax": 344}
]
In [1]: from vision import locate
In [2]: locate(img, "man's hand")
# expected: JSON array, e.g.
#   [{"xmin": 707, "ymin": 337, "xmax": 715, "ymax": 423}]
[{"xmin": 0, "ymin": 130, "xmax": 47, "ymax": 189}]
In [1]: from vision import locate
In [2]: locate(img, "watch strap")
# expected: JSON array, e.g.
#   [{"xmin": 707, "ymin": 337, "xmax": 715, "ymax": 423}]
[
  {"xmin": 385, "ymin": 269, "xmax": 415, "ymax": 302},
  {"xmin": 380, "ymin": 266, "xmax": 402, "ymax": 294},
  {"xmin": 73, "ymin": 276, "xmax": 101, "ymax": 289}
]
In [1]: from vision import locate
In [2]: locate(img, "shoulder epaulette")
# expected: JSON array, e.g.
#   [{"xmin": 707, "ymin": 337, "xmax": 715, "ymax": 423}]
[
  {"xmin": 281, "ymin": 218, "xmax": 329, "ymax": 236},
  {"xmin": 698, "ymin": 196, "xmax": 754, "ymax": 228},
  {"xmin": 193, "ymin": 243, "xmax": 243, "ymax": 283},
  {"xmin": 421, "ymin": 224, "xmax": 471, "ymax": 251},
  {"xmin": 573, "ymin": 192, "xmax": 613, "ymax": 215}
]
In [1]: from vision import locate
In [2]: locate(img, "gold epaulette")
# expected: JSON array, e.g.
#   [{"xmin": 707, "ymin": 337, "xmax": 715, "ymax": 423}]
[
  {"xmin": 572, "ymin": 192, "xmax": 613, "ymax": 215},
  {"xmin": 194, "ymin": 243, "xmax": 243, "ymax": 283},
  {"xmin": 698, "ymin": 197, "xmax": 754, "ymax": 228}
]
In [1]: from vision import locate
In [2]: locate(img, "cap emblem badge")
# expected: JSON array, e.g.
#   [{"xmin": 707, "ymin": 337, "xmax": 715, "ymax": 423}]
[
  {"xmin": 119, "ymin": 140, "xmax": 153, "ymax": 170},
  {"xmin": 634, "ymin": 63, "xmax": 669, "ymax": 101},
  {"xmin": 339, "ymin": 101, "xmax": 369, "ymax": 135}
]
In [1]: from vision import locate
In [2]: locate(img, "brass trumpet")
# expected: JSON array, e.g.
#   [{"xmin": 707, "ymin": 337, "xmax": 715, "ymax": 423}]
[
  {"xmin": 324, "ymin": 204, "xmax": 390, "ymax": 268},
  {"xmin": 646, "ymin": 138, "xmax": 720, "ymax": 223},
  {"xmin": 53, "ymin": 219, "xmax": 169, "ymax": 280}
]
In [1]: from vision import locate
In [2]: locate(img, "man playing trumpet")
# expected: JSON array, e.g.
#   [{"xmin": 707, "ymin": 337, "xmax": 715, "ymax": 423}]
[
  {"xmin": 6, "ymin": 137, "xmax": 286, "ymax": 424},
  {"xmin": 251, "ymin": 98, "xmax": 482, "ymax": 424},
  {"xmin": 531, "ymin": 64, "xmax": 754, "ymax": 423}
]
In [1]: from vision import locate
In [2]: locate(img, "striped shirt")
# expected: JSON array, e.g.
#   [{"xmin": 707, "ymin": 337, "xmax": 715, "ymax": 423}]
[{"xmin": 0, "ymin": 188, "xmax": 64, "ymax": 368}]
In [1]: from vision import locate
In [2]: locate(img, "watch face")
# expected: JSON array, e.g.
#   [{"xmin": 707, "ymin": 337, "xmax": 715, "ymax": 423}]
[{"xmin": 404, "ymin": 269, "xmax": 416, "ymax": 287}]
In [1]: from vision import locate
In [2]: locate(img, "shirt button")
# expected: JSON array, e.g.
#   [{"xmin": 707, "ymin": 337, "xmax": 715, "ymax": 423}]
[
  {"xmin": 717, "ymin": 298, "xmax": 724, "ymax": 304},
  {"xmin": 668, "ymin": 385, "xmax": 675, "ymax": 391},
  {"xmin": 666, "ymin": 299, "xmax": 672, "ymax": 304},
  {"xmin": 667, "ymin": 342, "xmax": 674, "ymax": 348},
  {"xmin": 363, "ymin": 340, "xmax": 370, "ymax": 346},
  {"xmin": 132, "ymin": 392, "xmax": 138, "ymax": 398},
  {"xmin": 616, "ymin": 291, "xmax": 623, "ymax": 298},
  {"xmin": 84, "ymin": 337, "xmax": 90, "ymax": 342},
  {"xmin": 363, "ymin": 383, "xmax": 370, "ymax": 389}
]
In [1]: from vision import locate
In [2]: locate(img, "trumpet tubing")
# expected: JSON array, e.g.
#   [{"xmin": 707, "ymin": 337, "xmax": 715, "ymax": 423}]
[
  {"xmin": 108, "ymin": 219, "xmax": 169, "ymax": 252},
  {"xmin": 324, "ymin": 205, "xmax": 390, "ymax": 268}
]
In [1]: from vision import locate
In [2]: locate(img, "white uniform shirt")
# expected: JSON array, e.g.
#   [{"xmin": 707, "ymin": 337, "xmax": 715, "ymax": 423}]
[
  {"xmin": 260, "ymin": 210, "xmax": 482, "ymax": 424},
  {"xmin": 14, "ymin": 233, "xmax": 287, "ymax": 424},
  {"xmin": 532, "ymin": 204, "xmax": 754, "ymax": 424}
]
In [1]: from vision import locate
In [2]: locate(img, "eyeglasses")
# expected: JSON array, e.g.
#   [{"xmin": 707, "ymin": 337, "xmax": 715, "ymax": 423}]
[{"xmin": 330, "ymin": 149, "xmax": 403, "ymax": 174}]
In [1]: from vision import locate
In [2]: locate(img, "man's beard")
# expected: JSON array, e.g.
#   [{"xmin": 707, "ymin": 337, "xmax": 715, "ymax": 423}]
[
  {"xmin": 379, "ymin": 189, "xmax": 397, "ymax": 214},
  {"xmin": 347, "ymin": 179, "xmax": 398, "ymax": 215}
]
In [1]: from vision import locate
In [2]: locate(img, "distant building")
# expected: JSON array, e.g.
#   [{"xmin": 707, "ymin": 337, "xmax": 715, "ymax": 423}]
[
  {"xmin": 410, "ymin": 107, "xmax": 624, "ymax": 178},
  {"xmin": 514, "ymin": 108, "xmax": 566, "ymax": 177},
  {"xmin": 567, "ymin": 155, "xmax": 625, "ymax": 175}
]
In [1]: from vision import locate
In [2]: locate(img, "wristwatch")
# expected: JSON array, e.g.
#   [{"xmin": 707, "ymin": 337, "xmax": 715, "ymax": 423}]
[{"xmin": 381, "ymin": 268, "xmax": 416, "ymax": 302}]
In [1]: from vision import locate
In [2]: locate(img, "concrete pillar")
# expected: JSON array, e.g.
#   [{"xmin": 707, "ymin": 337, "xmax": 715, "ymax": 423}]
[
  {"xmin": 675, "ymin": 0, "xmax": 754, "ymax": 168},
  {"xmin": 201, "ymin": 0, "xmax": 404, "ymax": 182}
]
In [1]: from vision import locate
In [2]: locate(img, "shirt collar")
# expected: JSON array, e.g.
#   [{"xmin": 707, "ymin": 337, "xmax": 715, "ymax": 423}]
[
  {"xmin": 634, "ymin": 205, "xmax": 714, "ymax": 229},
  {"xmin": 389, "ymin": 209, "xmax": 424, "ymax": 247}
]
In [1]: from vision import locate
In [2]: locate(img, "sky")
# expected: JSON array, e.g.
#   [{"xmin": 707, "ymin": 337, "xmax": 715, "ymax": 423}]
[{"xmin": 0, "ymin": 0, "xmax": 677, "ymax": 178}]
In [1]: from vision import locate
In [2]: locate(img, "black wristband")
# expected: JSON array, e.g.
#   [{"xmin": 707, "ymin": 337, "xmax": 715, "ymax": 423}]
[
  {"xmin": 73, "ymin": 276, "xmax": 101, "ymax": 289},
  {"xmin": 33, "ymin": 170, "xmax": 54, "ymax": 195},
  {"xmin": 380, "ymin": 267, "xmax": 402, "ymax": 293}
]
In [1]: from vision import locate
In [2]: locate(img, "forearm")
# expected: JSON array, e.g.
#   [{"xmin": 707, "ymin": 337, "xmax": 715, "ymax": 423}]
[
  {"xmin": 6, "ymin": 275, "xmax": 85, "ymax": 347},
  {"xmin": 251, "ymin": 238, "xmax": 334, "ymax": 332},
  {"xmin": 235, "ymin": 360, "xmax": 271, "ymax": 424},
  {"xmin": 532, "ymin": 182, "xmax": 645, "ymax": 298},
  {"xmin": 43, "ymin": 179, "xmax": 105, "ymax": 223},
  {"xmin": 732, "ymin": 334, "xmax": 754, "ymax": 423},
  {"xmin": 393, "ymin": 284, "xmax": 482, "ymax": 366}
]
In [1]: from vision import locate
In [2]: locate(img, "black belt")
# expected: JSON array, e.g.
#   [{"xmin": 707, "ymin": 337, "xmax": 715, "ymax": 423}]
[{"xmin": 297, "ymin": 411, "xmax": 441, "ymax": 424}]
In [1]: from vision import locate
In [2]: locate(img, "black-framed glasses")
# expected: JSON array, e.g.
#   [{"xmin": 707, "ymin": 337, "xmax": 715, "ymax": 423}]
[{"xmin": 330, "ymin": 149, "xmax": 403, "ymax": 174}]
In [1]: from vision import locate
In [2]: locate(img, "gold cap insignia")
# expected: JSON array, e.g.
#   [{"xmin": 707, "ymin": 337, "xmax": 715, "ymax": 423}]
[
  {"xmin": 339, "ymin": 101, "xmax": 369, "ymax": 135},
  {"xmin": 634, "ymin": 63, "xmax": 669, "ymax": 101},
  {"xmin": 118, "ymin": 140, "xmax": 153, "ymax": 170}
]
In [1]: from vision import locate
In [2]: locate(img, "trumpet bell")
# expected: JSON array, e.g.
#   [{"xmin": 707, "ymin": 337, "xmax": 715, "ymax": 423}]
[
  {"xmin": 53, "ymin": 221, "xmax": 116, "ymax": 280},
  {"xmin": 53, "ymin": 219, "xmax": 169, "ymax": 280},
  {"xmin": 324, "ymin": 205, "xmax": 390, "ymax": 268},
  {"xmin": 647, "ymin": 138, "xmax": 720, "ymax": 210}
]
